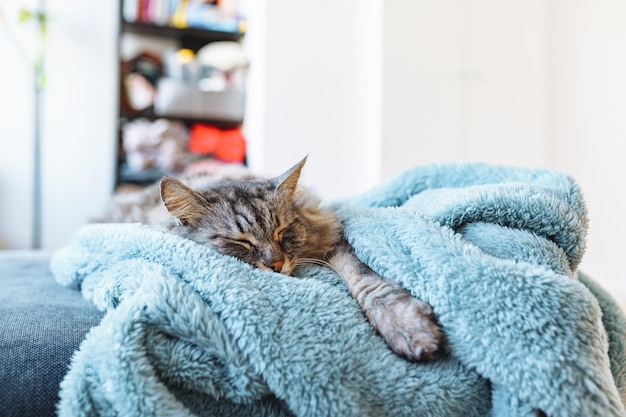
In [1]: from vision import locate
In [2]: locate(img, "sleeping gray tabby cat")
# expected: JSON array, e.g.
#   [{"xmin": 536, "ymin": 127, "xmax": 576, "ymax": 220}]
[{"xmin": 105, "ymin": 158, "xmax": 442, "ymax": 361}]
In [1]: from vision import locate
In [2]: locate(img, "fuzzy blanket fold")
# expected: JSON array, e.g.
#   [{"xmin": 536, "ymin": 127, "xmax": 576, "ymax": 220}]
[{"xmin": 52, "ymin": 162, "xmax": 626, "ymax": 417}]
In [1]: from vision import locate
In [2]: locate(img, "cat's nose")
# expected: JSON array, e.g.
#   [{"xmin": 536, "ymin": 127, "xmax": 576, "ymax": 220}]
[{"xmin": 267, "ymin": 259, "xmax": 284, "ymax": 273}]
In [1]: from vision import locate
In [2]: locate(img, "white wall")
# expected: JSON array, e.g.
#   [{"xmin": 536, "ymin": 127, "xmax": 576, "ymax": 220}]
[
  {"xmin": 245, "ymin": 0, "xmax": 382, "ymax": 199},
  {"xmin": 0, "ymin": 2, "xmax": 37, "ymax": 249},
  {"xmin": 381, "ymin": 1, "xmax": 465, "ymax": 172},
  {"xmin": 380, "ymin": 0, "xmax": 547, "ymax": 176},
  {"xmin": 42, "ymin": 0, "xmax": 117, "ymax": 248},
  {"xmin": 546, "ymin": 0, "xmax": 626, "ymax": 297},
  {"xmin": 0, "ymin": 0, "xmax": 117, "ymax": 249},
  {"xmin": 465, "ymin": 0, "xmax": 546, "ymax": 165}
]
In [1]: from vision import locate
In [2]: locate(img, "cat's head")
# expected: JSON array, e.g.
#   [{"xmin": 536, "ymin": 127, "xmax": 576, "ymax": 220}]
[{"xmin": 159, "ymin": 157, "xmax": 339, "ymax": 275}]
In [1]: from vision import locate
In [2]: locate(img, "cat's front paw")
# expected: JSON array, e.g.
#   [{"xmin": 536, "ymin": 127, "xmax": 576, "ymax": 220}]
[{"xmin": 367, "ymin": 293, "xmax": 442, "ymax": 361}]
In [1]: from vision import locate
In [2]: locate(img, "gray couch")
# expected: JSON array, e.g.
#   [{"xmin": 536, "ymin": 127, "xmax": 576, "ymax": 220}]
[{"xmin": 0, "ymin": 251, "xmax": 104, "ymax": 416}]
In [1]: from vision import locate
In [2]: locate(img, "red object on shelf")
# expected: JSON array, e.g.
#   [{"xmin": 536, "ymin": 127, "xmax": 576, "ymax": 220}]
[
  {"xmin": 188, "ymin": 124, "xmax": 246, "ymax": 163},
  {"xmin": 189, "ymin": 124, "xmax": 219, "ymax": 154}
]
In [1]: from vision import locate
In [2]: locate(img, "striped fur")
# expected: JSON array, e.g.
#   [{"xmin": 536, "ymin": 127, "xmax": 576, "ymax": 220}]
[{"xmin": 105, "ymin": 158, "xmax": 442, "ymax": 361}]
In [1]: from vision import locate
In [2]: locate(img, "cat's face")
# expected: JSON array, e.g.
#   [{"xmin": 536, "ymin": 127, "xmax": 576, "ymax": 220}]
[{"xmin": 159, "ymin": 158, "xmax": 315, "ymax": 275}]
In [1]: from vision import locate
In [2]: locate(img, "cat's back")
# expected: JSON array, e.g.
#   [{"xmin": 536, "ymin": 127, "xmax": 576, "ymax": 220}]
[
  {"xmin": 102, "ymin": 165, "xmax": 255, "ymax": 224},
  {"xmin": 178, "ymin": 165, "xmax": 257, "ymax": 190}
]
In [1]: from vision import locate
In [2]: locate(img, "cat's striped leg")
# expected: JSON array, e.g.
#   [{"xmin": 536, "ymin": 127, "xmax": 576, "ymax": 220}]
[{"xmin": 328, "ymin": 242, "xmax": 442, "ymax": 361}]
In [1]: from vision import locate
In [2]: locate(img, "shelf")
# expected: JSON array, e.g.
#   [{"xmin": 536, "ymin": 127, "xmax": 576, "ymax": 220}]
[
  {"xmin": 119, "ymin": 110, "xmax": 242, "ymax": 129},
  {"xmin": 117, "ymin": 164, "xmax": 171, "ymax": 185},
  {"xmin": 121, "ymin": 21, "xmax": 244, "ymax": 42}
]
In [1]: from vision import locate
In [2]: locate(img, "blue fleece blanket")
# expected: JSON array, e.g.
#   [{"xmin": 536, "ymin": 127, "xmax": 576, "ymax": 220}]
[{"xmin": 52, "ymin": 162, "xmax": 626, "ymax": 417}]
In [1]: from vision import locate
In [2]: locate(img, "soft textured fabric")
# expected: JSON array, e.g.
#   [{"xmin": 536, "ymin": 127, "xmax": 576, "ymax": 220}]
[
  {"xmin": 0, "ymin": 251, "xmax": 104, "ymax": 417},
  {"xmin": 52, "ymin": 162, "xmax": 626, "ymax": 417}
]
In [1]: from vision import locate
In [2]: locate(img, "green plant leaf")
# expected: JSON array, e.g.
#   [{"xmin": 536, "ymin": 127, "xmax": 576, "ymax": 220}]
[{"xmin": 18, "ymin": 9, "xmax": 33, "ymax": 23}]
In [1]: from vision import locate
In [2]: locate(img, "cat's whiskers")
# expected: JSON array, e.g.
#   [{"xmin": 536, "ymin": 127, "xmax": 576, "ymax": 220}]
[{"xmin": 293, "ymin": 258, "xmax": 344, "ymax": 279}]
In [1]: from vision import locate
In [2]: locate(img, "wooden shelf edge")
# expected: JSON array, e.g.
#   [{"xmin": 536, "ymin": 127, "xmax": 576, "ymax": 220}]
[
  {"xmin": 121, "ymin": 21, "xmax": 245, "ymax": 42},
  {"xmin": 119, "ymin": 111, "xmax": 243, "ymax": 129}
]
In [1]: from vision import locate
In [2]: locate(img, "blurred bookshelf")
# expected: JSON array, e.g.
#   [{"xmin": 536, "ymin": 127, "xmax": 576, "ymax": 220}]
[{"xmin": 115, "ymin": 0, "xmax": 248, "ymax": 187}]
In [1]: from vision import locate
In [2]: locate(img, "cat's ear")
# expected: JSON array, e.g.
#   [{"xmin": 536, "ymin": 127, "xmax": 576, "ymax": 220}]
[
  {"xmin": 275, "ymin": 156, "xmax": 307, "ymax": 197},
  {"xmin": 160, "ymin": 177, "xmax": 208, "ymax": 227}
]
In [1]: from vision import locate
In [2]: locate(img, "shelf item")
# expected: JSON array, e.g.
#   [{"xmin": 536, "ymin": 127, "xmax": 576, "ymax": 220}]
[
  {"xmin": 153, "ymin": 41, "xmax": 247, "ymax": 120},
  {"xmin": 154, "ymin": 79, "xmax": 245, "ymax": 121},
  {"xmin": 122, "ymin": 118, "xmax": 189, "ymax": 173},
  {"xmin": 118, "ymin": 116, "xmax": 247, "ymax": 185},
  {"xmin": 120, "ymin": 52, "xmax": 163, "ymax": 113},
  {"xmin": 122, "ymin": 0, "xmax": 246, "ymax": 37},
  {"xmin": 188, "ymin": 124, "xmax": 246, "ymax": 163}
]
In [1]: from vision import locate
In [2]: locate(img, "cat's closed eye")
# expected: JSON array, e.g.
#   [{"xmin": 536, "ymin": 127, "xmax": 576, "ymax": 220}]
[
  {"xmin": 230, "ymin": 238, "xmax": 255, "ymax": 251},
  {"xmin": 275, "ymin": 227, "xmax": 287, "ymax": 242}
]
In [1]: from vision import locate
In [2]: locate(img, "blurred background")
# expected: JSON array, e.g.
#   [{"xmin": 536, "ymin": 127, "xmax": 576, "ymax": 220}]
[{"xmin": 1, "ymin": 1, "xmax": 624, "ymax": 300}]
